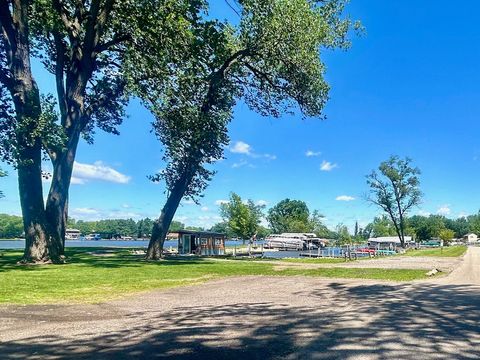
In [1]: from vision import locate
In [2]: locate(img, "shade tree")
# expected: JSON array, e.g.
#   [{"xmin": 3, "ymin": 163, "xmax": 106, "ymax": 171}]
[
  {"xmin": 141, "ymin": 0, "xmax": 359, "ymax": 259},
  {"xmin": 220, "ymin": 192, "xmax": 265, "ymax": 243},
  {"xmin": 366, "ymin": 156, "xmax": 422, "ymax": 248},
  {"xmin": 0, "ymin": 0, "xmax": 203, "ymax": 262}
]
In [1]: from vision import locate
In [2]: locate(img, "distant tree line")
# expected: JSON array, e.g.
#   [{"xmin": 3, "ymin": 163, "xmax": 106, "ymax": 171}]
[
  {"xmin": 65, "ymin": 218, "xmax": 195, "ymax": 239},
  {"xmin": 4, "ymin": 209, "xmax": 478, "ymax": 242},
  {"xmin": 361, "ymin": 214, "xmax": 480, "ymax": 243},
  {"xmin": 0, "ymin": 214, "xmax": 23, "ymax": 238}
]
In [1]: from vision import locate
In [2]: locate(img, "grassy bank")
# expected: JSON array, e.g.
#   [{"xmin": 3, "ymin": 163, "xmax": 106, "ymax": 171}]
[
  {"xmin": 404, "ymin": 245, "xmax": 467, "ymax": 257},
  {"xmin": 0, "ymin": 248, "xmax": 431, "ymax": 304}
]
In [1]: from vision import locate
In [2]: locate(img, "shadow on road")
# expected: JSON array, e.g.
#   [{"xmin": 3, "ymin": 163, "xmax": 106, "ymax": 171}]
[{"xmin": 1, "ymin": 281, "xmax": 480, "ymax": 359}]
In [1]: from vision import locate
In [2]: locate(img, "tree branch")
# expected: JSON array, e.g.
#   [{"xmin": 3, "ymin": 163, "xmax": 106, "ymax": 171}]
[
  {"xmin": 0, "ymin": 0, "xmax": 15, "ymax": 90},
  {"xmin": 51, "ymin": 0, "xmax": 79, "ymax": 41},
  {"xmin": 0, "ymin": 0, "xmax": 15, "ymax": 48},
  {"xmin": 52, "ymin": 31, "xmax": 68, "ymax": 125},
  {"xmin": 202, "ymin": 49, "xmax": 250, "ymax": 113},
  {"xmin": 94, "ymin": 33, "xmax": 130, "ymax": 54},
  {"xmin": 83, "ymin": 0, "xmax": 115, "ymax": 58}
]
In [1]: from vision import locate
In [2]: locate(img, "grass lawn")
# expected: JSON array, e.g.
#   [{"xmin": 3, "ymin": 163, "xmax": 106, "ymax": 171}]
[
  {"xmin": 404, "ymin": 245, "xmax": 467, "ymax": 257},
  {"xmin": 0, "ymin": 248, "xmax": 431, "ymax": 304}
]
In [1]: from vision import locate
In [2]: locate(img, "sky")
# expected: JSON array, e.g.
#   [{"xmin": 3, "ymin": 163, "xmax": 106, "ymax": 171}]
[{"xmin": 1, "ymin": 1, "xmax": 480, "ymax": 230}]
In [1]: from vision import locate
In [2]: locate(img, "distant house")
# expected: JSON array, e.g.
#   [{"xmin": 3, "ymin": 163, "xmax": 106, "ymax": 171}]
[
  {"xmin": 65, "ymin": 228, "xmax": 81, "ymax": 240},
  {"xmin": 169, "ymin": 230, "xmax": 226, "ymax": 256},
  {"xmin": 463, "ymin": 233, "xmax": 478, "ymax": 244},
  {"xmin": 368, "ymin": 236, "xmax": 413, "ymax": 249}
]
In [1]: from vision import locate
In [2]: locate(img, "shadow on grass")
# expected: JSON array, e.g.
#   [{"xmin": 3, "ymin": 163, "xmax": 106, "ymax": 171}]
[
  {"xmin": 0, "ymin": 248, "xmax": 215, "ymax": 273},
  {"xmin": 1, "ymin": 282, "xmax": 480, "ymax": 359}
]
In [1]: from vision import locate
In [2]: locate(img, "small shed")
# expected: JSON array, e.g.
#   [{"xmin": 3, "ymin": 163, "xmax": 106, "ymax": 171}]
[
  {"xmin": 368, "ymin": 236, "xmax": 413, "ymax": 249},
  {"xmin": 172, "ymin": 230, "xmax": 226, "ymax": 256},
  {"xmin": 463, "ymin": 233, "xmax": 478, "ymax": 243}
]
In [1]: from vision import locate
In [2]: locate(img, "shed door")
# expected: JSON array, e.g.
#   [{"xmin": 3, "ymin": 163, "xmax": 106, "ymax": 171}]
[{"xmin": 182, "ymin": 235, "xmax": 191, "ymax": 254}]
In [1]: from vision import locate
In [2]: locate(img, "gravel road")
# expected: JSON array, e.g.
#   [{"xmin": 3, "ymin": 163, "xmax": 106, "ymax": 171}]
[{"xmin": 1, "ymin": 247, "xmax": 479, "ymax": 359}]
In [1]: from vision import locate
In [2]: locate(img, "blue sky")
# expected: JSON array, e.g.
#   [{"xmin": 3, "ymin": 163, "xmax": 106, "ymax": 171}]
[{"xmin": 1, "ymin": 1, "xmax": 480, "ymax": 230}]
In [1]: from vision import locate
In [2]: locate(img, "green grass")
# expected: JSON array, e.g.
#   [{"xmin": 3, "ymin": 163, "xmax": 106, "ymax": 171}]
[
  {"xmin": 0, "ymin": 248, "xmax": 431, "ymax": 304},
  {"xmin": 404, "ymin": 245, "xmax": 467, "ymax": 257},
  {"xmin": 279, "ymin": 267, "xmax": 429, "ymax": 282}
]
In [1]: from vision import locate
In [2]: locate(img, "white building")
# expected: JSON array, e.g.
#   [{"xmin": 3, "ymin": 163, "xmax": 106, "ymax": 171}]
[
  {"xmin": 368, "ymin": 236, "xmax": 413, "ymax": 249},
  {"xmin": 463, "ymin": 233, "xmax": 478, "ymax": 244},
  {"xmin": 65, "ymin": 228, "xmax": 81, "ymax": 240}
]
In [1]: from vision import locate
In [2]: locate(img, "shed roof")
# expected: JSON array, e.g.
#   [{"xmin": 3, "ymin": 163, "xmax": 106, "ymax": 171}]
[
  {"xmin": 368, "ymin": 236, "xmax": 413, "ymax": 244},
  {"xmin": 173, "ymin": 230, "xmax": 226, "ymax": 238}
]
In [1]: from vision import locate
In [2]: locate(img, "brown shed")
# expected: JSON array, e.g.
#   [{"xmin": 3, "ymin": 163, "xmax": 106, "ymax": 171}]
[{"xmin": 172, "ymin": 230, "xmax": 226, "ymax": 256}]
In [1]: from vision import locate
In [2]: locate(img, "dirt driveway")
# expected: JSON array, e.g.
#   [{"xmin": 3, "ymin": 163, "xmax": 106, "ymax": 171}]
[{"xmin": 1, "ymin": 248, "xmax": 479, "ymax": 359}]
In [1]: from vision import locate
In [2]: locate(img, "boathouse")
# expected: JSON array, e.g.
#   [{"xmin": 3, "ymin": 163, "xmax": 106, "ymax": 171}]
[
  {"xmin": 171, "ymin": 230, "xmax": 226, "ymax": 256},
  {"xmin": 368, "ymin": 236, "xmax": 414, "ymax": 249}
]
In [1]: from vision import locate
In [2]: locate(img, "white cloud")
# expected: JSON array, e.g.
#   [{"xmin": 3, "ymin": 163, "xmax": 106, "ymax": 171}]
[
  {"xmin": 230, "ymin": 141, "xmax": 276, "ymax": 162},
  {"xmin": 320, "ymin": 161, "xmax": 338, "ymax": 171},
  {"xmin": 230, "ymin": 141, "xmax": 252, "ymax": 155},
  {"xmin": 71, "ymin": 207, "xmax": 100, "ymax": 218},
  {"xmin": 181, "ymin": 199, "xmax": 195, "ymax": 205},
  {"xmin": 73, "ymin": 161, "xmax": 130, "ymax": 184},
  {"xmin": 256, "ymin": 200, "xmax": 268, "ymax": 206},
  {"xmin": 195, "ymin": 215, "xmax": 223, "ymax": 228},
  {"xmin": 232, "ymin": 160, "xmax": 249, "ymax": 168},
  {"xmin": 107, "ymin": 210, "xmax": 142, "ymax": 219},
  {"xmin": 437, "ymin": 205, "xmax": 451, "ymax": 216},
  {"xmin": 336, "ymin": 195, "xmax": 355, "ymax": 201},
  {"xmin": 71, "ymin": 177, "xmax": 86, "ymax": 185},
  {"xmin": 201, "ymin": 206, "xmax": 209, "ymax": 212},
  {"xmin": 73, "ymin": 207, "xmax": 99, "ymax": 214},
  {"xmin": 418, "ymin": 210, "xmax": 431, "ymax": 217},
  {"xmin": 306, "ymin": 150, "xmax": 321, "ymax": 157},
  {"xmin": 215, "ymin": 199, "xmax": 229, "ymax": 206}
]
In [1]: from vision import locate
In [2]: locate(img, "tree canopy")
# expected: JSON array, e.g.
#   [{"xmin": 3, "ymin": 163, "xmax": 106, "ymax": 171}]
[
  {"xmin": 220, "ymin": 192, "xmax": 265, "ymax": 241},
  {"xmin": 366, "ymin": 156, "xmax": 422, "ymax": 247},
  {"xmin": 0, "ymin": 0, "xmax": 207, "ymax": 262},
  {"xmin": 267, "ymin": 199, "xmax": 312, "ymax": 233},
  {"xmin": 141, "ymin": 0, "xmax": 359, "ymax": 259}
]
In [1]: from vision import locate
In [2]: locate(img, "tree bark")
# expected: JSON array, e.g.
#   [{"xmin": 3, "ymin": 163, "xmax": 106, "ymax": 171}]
[
  {"xmin": 17, "ymin": 139, "xmax": 62, "ymax": 263},
  {"xmin": 45, "ymin": 129, "xmax": 81, "ymax": 250},
  {"xmin": 3, "ymin": 0, "xmax": 62, "ymax": 262},
  {"xmin": 146, "ymin": 171, "xmax": 193, "ymax": 260}
]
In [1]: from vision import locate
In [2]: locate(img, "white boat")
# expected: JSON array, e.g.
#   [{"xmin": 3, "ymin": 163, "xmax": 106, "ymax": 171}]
[
  {"xmin": 264, "ymin": 233, "xmax": 325, "ymax": 250},
  {"xmin": 65, "ymin": 229, "xmax": 81, "ymax": 240}
]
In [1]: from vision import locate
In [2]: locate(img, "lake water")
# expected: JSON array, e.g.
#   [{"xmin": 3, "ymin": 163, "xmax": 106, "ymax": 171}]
[
  {"xmin": 0, "ymin": 239, "xmax": 261, "ymax": 250},
  {"xmin": 0, "ymin": 239, "xmax": 350, "ymax": 259}
]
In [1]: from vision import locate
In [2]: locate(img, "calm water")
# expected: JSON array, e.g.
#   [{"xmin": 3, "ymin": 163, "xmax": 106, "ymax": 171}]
[
  {"xmin": 0, "ymin": 239, "xmax": 352, "ymax": 259},
  {"xmin": 0, "ymin": 239, "xmax": 261, "ymax": 250}
]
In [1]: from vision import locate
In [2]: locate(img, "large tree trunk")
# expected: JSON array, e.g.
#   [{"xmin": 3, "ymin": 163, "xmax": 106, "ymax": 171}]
[
  {"xmin": 17, "ymin": 140, "xmax": 62, "ymax": 263},
  {"xmin": 4, "ymin": 0, "xmax": 62, "ymax": 262},
  {"xmin": 146, "ymin": 172, "xmax": 193, "ymax": 260},
  {"xmin": 45, "ymin": 132, "xmax": 80, "ymax": 251}
]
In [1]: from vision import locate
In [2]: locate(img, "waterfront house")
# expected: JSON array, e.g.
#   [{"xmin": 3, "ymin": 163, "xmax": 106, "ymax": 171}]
[
  {"xmin": 65, "ymin": 229, "xmax": 81, "ymax": 240},
  {"xmin": 170, "ymin": 230, "xmax": 226, "ymax": 256},
  {"xmin": 368, "ymin": 236, "xmax": 413, "ymax": 249},
  {"xmin": 463, "ymin": 233, "xmax": 478, "ymax": 244}
]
